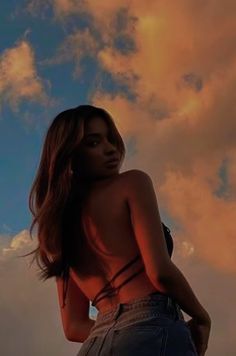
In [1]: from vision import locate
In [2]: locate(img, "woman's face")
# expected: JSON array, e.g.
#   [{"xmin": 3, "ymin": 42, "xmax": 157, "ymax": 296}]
[{"xmin": 75, "ymin": 116, "xmax": 122, "ymax": 183}]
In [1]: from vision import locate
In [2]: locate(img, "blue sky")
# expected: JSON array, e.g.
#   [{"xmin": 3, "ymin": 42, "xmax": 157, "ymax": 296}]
[{"xmin": 0, "ymin": 1, "xmax": 138, "ymax": 236}]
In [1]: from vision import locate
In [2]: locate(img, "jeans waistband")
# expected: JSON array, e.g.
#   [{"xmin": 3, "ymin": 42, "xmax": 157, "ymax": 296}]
[{"xmin": 88, "ymin": 291, "xmax": 185, "ymax": 339}]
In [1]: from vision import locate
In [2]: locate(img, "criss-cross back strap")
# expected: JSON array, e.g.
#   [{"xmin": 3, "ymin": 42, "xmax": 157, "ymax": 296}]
[{"xmin": 91, "ymin": 254, "xmax": 145, "ymax": 307}]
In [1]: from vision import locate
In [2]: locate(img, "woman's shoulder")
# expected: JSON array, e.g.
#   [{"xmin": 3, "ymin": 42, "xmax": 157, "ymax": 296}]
[
  {"xmin": 119, "ymin": 169, "xmax": 153, "ymax": 190},
  {"xmin": 120, "ymin": 169, "xmax": 150, "ymax": 181}
]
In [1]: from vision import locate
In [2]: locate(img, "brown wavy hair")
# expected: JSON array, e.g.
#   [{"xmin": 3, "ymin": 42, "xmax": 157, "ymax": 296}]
[{"xmin": 20, "ymin": 105, "xmax": 126, "ymax": 307}]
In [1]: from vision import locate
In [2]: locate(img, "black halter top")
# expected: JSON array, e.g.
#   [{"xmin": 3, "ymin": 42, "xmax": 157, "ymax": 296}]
[{"xmin": 91, "ymin": 222, "xmax": 173, "ymax": 307}]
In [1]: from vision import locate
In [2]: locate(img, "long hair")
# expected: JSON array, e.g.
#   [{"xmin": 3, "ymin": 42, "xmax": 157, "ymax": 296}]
[{"xmin": 19, "ymin": 105, "xmax": 126, "ymax": 307}]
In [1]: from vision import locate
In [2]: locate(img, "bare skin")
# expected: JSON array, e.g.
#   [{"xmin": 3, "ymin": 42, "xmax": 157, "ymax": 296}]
[
  {"xmin": 70, "ymin": 170, "xmax": 157, "ymax": 313},
  {"xmin": 69, "ymin": 116, "xmax": 157, "ymax": 313}
]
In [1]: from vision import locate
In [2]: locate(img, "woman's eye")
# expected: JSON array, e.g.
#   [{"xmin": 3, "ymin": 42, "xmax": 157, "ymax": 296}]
[
  {"xmin": 87, "ymin": 140, "xmax": 99, "ymax": 147},
  {"xmin": 86, "ymin": 136, "xmax": 115, "ymax": 147}
]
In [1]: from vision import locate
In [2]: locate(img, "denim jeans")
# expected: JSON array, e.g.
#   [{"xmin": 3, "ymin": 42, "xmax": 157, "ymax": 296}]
[{"xmin": 76, "ymin": 291, "xmax": 198, "ymax": 355}]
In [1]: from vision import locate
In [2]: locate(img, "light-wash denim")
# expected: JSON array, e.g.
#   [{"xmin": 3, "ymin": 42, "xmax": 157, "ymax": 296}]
[{"xmin": 76, "ymin": 291, "xmax": 198, "ymax": 355}]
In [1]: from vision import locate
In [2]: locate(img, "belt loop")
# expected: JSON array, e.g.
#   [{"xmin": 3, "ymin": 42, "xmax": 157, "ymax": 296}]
[
  {"xmin": 167, "ymin": 296, "xmax": 177, "ymax": 319},
  {"xmin": 166, "ymin": 296, "xmax": 172, "ymax": 311},
  {"xmin": 113, "ymin": 303, "xmax": 123, "ymax": 320},
  {"xmin": 175, "ymin": 303, "xmax": 184, "ymax": 320}
]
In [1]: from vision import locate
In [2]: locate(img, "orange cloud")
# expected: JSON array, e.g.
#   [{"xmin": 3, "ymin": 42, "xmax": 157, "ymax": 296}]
[
  {"xmin": 78, "ymin": 1, "xmax": 236, "ymax": 274},
  {"xmin": 25, "ymin": 0, "xmax": 236, "ymax": 275},
  {"xmin": 0, "ymin": 40, "xmax": 50, "ymax": 111}
]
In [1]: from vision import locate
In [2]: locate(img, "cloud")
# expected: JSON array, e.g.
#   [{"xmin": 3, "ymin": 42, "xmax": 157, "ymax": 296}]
[
  {"xmin": 26, "ymin": 0, "xmax": 139, "ymax": 81},
  {"xmin": 159, "ymin": 169, "xmax": 236, "ymax": 273},
  {"xmin": 41, "ymin": 27, "xmax": 100, "ymax": 77},
  {"xmin": 1, "ymin": 229, "xmax": 235, "ymax": 355},
  {"xmin": 0, "ymin": 231, "xmax": 83, "ymax": 355},
  {"xmin": 17, "ymin": 0, "xmax": 236, "ymax": 353},
  {"xmin": 24, "ymin": 0, "xmax": 52, "ymax": 18},
  {"xmin": 74, "ymin": 0, "xmax": 236, "ymax": 274},
  {"xmin": 0, "ymin": 40, "xmax": 51, "ymax": 112}
]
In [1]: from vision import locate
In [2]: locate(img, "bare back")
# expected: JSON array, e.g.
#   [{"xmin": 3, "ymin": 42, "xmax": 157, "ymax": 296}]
[{"xmin": 70, "ymin": 170, "xmax": 157, "ymax": 313}]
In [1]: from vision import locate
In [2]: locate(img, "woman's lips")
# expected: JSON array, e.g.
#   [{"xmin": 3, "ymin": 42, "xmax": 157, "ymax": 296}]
[{"xmin": 105, "ymin": 159, "xmax": 119, "ymax": 166}]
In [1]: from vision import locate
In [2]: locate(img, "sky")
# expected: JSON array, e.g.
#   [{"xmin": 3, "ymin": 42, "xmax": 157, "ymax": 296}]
[{"xmin": 0, "ymin": 0, "xmax": 236, "ymax": 355}]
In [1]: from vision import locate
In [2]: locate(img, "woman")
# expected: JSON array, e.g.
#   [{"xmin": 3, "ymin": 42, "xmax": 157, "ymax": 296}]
[{"xmin": 24, "ymin": 105, "xmax": 211, "ymax": 355}]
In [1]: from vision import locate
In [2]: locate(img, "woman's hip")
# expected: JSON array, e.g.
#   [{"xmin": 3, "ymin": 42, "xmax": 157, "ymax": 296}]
[
  {"xmin": 88, "ymin": 291, "xmax": 185, "ymax": 338},
  {"xmin": 77, "ymin": 291, "xmax": 198, "ymax": 355}
]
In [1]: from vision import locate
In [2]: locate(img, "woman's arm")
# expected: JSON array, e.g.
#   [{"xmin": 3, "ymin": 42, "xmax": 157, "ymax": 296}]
[
  {"xmin": 125, "ymin": 169, "xmax": 210, "ymax": 323},
  {"xmin": 56, "ymin": 273, "xmax": 92, "ymax": 341},
  {"xmin": 150, "ymin": 261, "xmax": 210, "ymax": 323},
  {"xmin": 67, "ymin": 318, "xmax": 95, "ymax": 343}
]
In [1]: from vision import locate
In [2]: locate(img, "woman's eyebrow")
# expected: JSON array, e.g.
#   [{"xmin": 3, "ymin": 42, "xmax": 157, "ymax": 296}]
[{"xmin": 84, "ymin": 132, "xmax": 107, "ymax": 138}]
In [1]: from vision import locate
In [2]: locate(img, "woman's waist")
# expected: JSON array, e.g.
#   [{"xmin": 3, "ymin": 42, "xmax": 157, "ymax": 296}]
[{"xmin": 94, "ymin": 277, "xmax": 158, "ymax": 313}]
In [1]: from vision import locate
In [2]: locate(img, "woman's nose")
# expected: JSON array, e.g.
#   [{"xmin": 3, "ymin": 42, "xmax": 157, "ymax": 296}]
[
  {"xmin": 105, "ymin": 147, "xmax": 117, "ymax": 156},
  {"xmin": 105, "ymin": 140, "xmax": 117, "ymax": 152}
]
